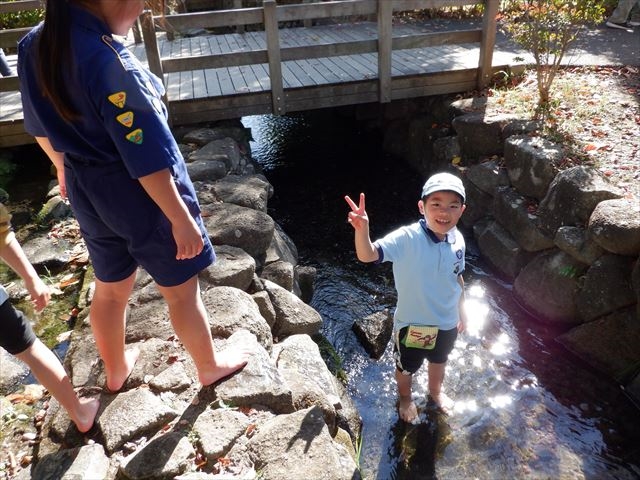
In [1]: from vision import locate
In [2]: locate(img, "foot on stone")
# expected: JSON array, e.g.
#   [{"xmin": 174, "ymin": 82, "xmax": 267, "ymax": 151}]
[
  {"xmin": 398, "ymin": 396, "xmax": 418, "ymax": 423},
  {"xmin": 105, "ymin": 348, "xmax": 140, "ymax": 393},
  {"xmin": 72, "ymin": 396, "xmax": 100, "ymax": 433},
  {"xmin": 430, "ymin": 392, "xmax": 454, "ymax": 415},
  {"xmin": 199, "ymin": 347, "xmax": 251, "ymax": 387}
]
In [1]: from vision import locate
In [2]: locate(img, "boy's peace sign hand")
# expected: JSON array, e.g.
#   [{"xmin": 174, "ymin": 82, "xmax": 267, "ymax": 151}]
[{"xmin": 345, "ymin": 193, "xmax": 369, "ymax": 231}]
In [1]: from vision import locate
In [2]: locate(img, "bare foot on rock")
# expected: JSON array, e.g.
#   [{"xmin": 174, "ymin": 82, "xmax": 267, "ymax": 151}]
[
  {"xmin": 105, "ymin": 348, "xmax": 140, "ymax": 393},
  {"xmin": 199, "ymin": 347, "xmax": 251, "ymax": 386},
  {"xmin": 398, "ymin": 395, "xmax": 418, "ymax": 423},
  {"xmin": 430, "ymin": 392, "xmax": 454, "ymax": 415},
  {"xmin": 72, "ymin": 396, "xmax": 100, "ymax": 433}
]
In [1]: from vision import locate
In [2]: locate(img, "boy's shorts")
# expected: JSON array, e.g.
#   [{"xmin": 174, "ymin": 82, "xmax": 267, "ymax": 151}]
[
  {"xmin": 0, "ymin": 300, "xmax": 36, "ymax": 355},
  {"xmin": 393, "ymin": 326, "xmax": 457, "ymax": 375},
  {"xmin": 65, "ymin": 160, "xmax": 214, "ymax": 287}
]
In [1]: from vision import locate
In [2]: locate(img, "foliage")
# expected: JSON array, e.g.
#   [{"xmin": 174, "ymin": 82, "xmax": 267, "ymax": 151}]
[
  {"xmin": 0, "ymin": 158, "xmax": 17, "ymax": 189},
  {"xmin": 500, "ymin": 0, "xmax": 605, "ymax": 114},
  {"xmin": 0, "ymin": 0, "xmax": 43, "ymax": 30}
]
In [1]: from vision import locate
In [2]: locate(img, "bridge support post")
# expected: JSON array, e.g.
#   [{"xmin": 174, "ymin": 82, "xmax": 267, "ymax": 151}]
[
  {"xmin": 377, "ymin": 0, "xmax": 392, "ymax": 103},
  {"xmin": 264, "ymin": 0, "xmax": 286, "ymax": 116},
  {"xmin": 477, "ymin": 0, "xmax": 499, "ymax": 89}
]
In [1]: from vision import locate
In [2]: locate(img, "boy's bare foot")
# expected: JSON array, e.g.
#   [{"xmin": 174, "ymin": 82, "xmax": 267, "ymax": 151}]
[
  {"xmin": 430, "ymin": 392, "xmax": 454, "ymax": 415},
  {"xmin": 398, "ymin": 395, "xmax": 418, "ymax": 423},
  {"xmin": 199, "ymin": 347, "xmax": 251, "ymax": 386},
  {"xmin": 72, "ymin": 396, "xmax": 100, "ymax": 433},
  {"xmin": 105, "ymin": 348, "xmax": 140, "ymax": 393}
]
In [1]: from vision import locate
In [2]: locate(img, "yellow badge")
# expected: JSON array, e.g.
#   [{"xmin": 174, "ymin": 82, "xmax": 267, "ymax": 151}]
[
  {"xmin": 116, "ymin": 111, "xmax": 134, "ymax": 128},
  {"xmin": 125, "ymin": 129, "xmax": 143, "ymax": 145},
  {"xmin": 108, "ymin": 91, "xmax": 127, "ymax": 109}
]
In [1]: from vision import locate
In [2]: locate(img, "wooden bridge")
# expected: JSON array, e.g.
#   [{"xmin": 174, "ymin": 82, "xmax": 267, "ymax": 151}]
[{"xmin": 0, "ymin": 0, "xmax": 525, "ymax": 148}]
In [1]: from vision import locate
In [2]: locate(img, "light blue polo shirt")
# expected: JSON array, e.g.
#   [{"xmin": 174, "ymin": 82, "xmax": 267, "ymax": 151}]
[{"xmin": 374, "ymin": 219, "xmax": 465, "ymax": 331}]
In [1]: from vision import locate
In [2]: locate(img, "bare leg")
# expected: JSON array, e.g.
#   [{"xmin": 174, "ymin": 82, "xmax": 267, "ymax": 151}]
[
  {"xmin": 428, "ymin": 362, "xmax": 453, "ymax": 413},
  {"xmin": 90, "ymin": 271, "xmax": 139, "ymax": 392},
  {"xmin": 156, "ymin": 275, "xmax": 249, "ymax": 386},
  {"xmin": 16, "ymin": 340, "xmax": 100, "ymax": 432},
  {"xmin": 395, "ymin": 369, "xmax": 418, "ymax": 422}
]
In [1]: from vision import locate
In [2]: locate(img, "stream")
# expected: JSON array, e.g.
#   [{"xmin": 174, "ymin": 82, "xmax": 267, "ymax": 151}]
[
  {"xmin": 2, "ymin": 109, "xmax": 639, "ymax": 479},
  {"xmin": 243, "ymin": 110, "xmax": 640, "ymax": 479}
]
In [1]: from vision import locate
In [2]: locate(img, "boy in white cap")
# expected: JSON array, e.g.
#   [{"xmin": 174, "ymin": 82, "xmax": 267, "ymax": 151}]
[{"xmin": 345, "ymin": 172, "xmax": 467, "ymax": 423}]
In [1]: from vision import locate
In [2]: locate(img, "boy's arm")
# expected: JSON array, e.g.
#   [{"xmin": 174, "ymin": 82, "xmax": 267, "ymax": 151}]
[
  {"xmin": 138, "ymin": 168, "xmax": 203, "ymax": 261},
  {"xmin": 35, "ymin": 137, "xmax": 66, "ymax": 199},
  {"xmin": 345, "ymin": 193, "xmax": 379, "ymax": 263},
  {"xmin": 457, "ymin": 274, "xmax": 467, "ymax": 333},
  {"xmin": 0, "ymin": 236, "xmax": 50, "ymax": 312}
]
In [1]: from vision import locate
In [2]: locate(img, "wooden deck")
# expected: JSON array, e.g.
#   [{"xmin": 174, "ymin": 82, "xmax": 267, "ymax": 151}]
[{"xmin": 0, "ymin": 0, "xmax": 527, "ymax": 147}]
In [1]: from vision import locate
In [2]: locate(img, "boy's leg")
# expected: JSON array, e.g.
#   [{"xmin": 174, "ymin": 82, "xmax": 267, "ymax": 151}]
[
  {"xmin": 428, "ymin": 362, "xmax": 453, "ymax": 412},
  {"xmin": 90, "ymin": 271, "xmax": 139, "ymax": 392},
  {"xmin": 395, "ymin": 369, "xmax": 418, "ymax": 422},
  {"xmin": 16, "ymin": 339, "xmax": 99, "ymax": 432},
  {"xmin": 156, "ymin": 275, "xmax": 249, "ymax": 386}
]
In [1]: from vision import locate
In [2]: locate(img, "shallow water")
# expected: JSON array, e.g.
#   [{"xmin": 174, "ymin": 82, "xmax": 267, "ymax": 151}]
[{"xmin": 244, "ymin": 111, "xmax": 640, "ymax": 479}]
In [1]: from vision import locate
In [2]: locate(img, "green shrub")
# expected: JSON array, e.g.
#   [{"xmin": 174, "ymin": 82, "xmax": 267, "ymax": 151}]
[
  {"xmin": 500, "ymin": 0, "xmax": 605, "ymax": 112},
  {"xmin": 0, "ymin": 0, "xmax": 44, "ymax": 30}
]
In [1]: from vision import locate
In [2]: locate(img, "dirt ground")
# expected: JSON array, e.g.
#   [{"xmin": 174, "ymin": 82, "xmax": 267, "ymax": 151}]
[{"xmin": 466, "ymin": 65, "xmax": 640, "ymax": 201}]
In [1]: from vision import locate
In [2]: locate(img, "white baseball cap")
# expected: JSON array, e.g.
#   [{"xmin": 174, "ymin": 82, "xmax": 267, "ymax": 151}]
[{"xmin": 421, "ymin": 172, "xmax": 466, "ymax": 203}]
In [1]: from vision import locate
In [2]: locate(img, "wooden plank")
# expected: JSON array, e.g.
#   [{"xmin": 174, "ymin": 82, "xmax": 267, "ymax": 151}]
[
  {"xmin": 0, "ymin": 27, "xmax": 31, "ymax": 47},
  {"xmin": 0, "ymin": 0, "xmax": 41, "ymax": 14},
  {"xmin": 478, "ymin": 0, "xmax": 499, "ymax": 88},
  {"xmin": 204, "ymin": 69, "xmax": 222, "ymax": 97},
  {"xmin": 163, "ymin": 8, "xmax": 265, "ymax": 31},
  {"xmin": 377, "ymin": 0, "xmax": 393, "ymax": 103},
  {"xmin": 228, "ymin": 66, "xmax": 249, "ymax": 93},
  {"xmin": 264, "ymin": 0, "xmax": 285, "ymax": 115},
  {"xmin": 250, "ymin": 63, "xmax": 273, "ymax": 90}
]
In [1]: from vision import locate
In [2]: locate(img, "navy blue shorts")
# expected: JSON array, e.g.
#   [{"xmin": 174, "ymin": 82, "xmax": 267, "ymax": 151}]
[
  {"xmin": 0, "ymin": 300, "xmax": 36, "ymax": 355},
  {"xmin": 393, "ymin": 326, "xmax": 457, "ymax": 374},
  {"xmin": 65, "ymin": 160, "xmax": 214, "ymax": 287}
]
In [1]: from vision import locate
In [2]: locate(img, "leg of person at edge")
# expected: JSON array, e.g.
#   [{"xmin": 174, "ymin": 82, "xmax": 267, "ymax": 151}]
[
  {"xmin": 345, "ymin": 172, "xmax": 469, "ymax": 423},
  {"xmin": 0, "ymin": 203, "xmax": 99, "ymax": 432},
  {"xmin": 17, "ymin": 1, "xmax": 251, "ymax": 395},
  {"xmin": 606, "ymin": 0, "xmax": 640, "ymax": 30}
]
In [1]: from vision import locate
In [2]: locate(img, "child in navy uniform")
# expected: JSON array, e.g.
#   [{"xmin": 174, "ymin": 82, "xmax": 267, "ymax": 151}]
[
  {"xmin": 0, "ymin": 204, "xmax": 99, "ymax": 432},
  {"xmin": 18, "ymin": 1, "xmax": 249, "ymax": 392},
  {"xmin": 345, "ymin": 172, "xmax": 468, "ymax": 423}
]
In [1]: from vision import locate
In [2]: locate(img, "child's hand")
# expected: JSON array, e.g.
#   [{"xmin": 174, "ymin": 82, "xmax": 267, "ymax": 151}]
[
  {"xmin": 345, "ymin": 193, "xmax": 369, "ymax": 231},
  {"xmin": 171, "ymin": 217, "xmax": 204, "ymax": 260},
  {"xmin": 26, "ymin": 276, "xmax": 51, "ymax": 313}
]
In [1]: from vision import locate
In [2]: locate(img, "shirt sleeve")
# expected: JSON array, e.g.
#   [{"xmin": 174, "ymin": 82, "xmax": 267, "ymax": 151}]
[{"xmin": 87, "ymin": 44, "xmax": 178, "ymax": 179}]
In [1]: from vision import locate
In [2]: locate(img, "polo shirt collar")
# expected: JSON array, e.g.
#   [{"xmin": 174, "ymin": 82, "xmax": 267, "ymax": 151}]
[{"xmin": 419, "ymin": 219, "xmax": 457, "ymax": 244}]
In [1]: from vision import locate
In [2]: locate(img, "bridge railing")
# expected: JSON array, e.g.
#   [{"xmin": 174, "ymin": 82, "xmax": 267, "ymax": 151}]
[{"xmin": 141, "ymin": 0, "xmax": 498, "ymax": 116}]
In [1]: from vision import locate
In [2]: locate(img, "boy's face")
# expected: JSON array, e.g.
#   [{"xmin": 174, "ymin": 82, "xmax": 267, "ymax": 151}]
[{"xmin": 418, "ymin": 190, "xmax": 465, "ymax": 237}]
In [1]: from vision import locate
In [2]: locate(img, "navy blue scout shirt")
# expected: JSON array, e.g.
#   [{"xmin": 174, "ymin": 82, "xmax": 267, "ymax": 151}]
[{"xmin": 18, "ymin": 5, "xmax": 187, "ymax": 182}]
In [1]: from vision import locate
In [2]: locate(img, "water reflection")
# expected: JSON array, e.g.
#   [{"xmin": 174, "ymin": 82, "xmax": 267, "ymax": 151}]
[{"xmin": 243, "ymin": 112, "xmax": 640, "ymax": 479}]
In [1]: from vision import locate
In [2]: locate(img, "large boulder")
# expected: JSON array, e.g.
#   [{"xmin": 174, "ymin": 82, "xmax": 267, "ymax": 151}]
[
  {"xmin": 352, "ymin": 309, "xmax": 393, "ymax": 359},
  {"xmin": 554, "ymin": 226, "xmax": 604, "ymax": 265},
  {"xmin": 513, "ymin": 250, "xmax": 588, "ymax": 324},
  {"xmin": 537, "ymin": 166, "xmax": 623, "ymax": 235},
  {"xmin": 476, "ymin": 220, "xmax": 535, "ymax": 280},
  {"xmin": 492, "ymin": 186, "xmax": 554, "ymax": 252},
  {"xmin": 588, "ymin": 198, "xmax": 640, "ymax": 256},
  {"xmin": 557, "ymin": 306, "xmax": 640, "ymax": 382},
  {"xmin": 202, "ymin": 202, "xmax": 275, "ymax": 260},
  {"xmin": 576, "ymin": 254, "xmax": 637, "ymax": 322},
  {"xmin": 503, "ymin": 135, "xmax": 561, "ymax": 200}
]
